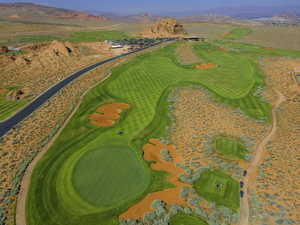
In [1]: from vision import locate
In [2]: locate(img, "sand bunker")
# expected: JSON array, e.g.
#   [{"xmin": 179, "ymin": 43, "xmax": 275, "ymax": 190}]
[
  {"xmin": 89, "ymin": 102, "xmax": 129, "ymax": 127},
  {"xmin": 120, "ymin": 138, "xmax": 189, "ymax": 220},
  {"xmin": 194, "ymin": 63, "xmax": 216, "ymax": 69},
  {"xmin": 219, "ymin": 47, "xmax": 228, "ymax": 52}
]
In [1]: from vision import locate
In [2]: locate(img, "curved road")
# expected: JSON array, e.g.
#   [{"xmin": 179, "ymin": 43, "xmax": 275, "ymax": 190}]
[
  {"xmin": 237, "ymin": 89, "xmax": 286, "ymax": 225},
  {"xmin": 0, "ymin": 40, "xmax": 171, "ymax": 138}
]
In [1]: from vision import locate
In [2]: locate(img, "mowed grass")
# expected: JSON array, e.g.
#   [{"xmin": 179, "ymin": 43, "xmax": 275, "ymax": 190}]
[
  {"xmin": 223, "ymin": 26, "xmax": 253, "ymax": 40},
  {"xmin": 0, "ymin": 100, "xmax": 27, "ymax": 121},
  {"xmin": 15, "ymin": 35, "xmax": 64, "ymax": 43},
  {"xmin": 169, "ymin": 213, "xmax": 208, "ymax": 225},
  {"xmin": 215, "ymin": 136, "xmax": 247, "ymax": 160},
  {"xmin": 68, "ymin": 30, "xmax": 131, "ymax": 42},
  {"xmin": 193, "ymin": 169, "xmax": 240, "ymax": 212},
  {"xmin": 193, "ymin": 42, "xmax": 272, "ymax": 122},
  {"xmin": 0, "ymin": 88, "xmax": 28, "ymax": 121},
  {"xmin": 72, "ymin": 146, "xmax": 150, "ymax": 208},
  {"xmin": 27, "ymin": 40, "xmax": 280, "ymax": 225}
]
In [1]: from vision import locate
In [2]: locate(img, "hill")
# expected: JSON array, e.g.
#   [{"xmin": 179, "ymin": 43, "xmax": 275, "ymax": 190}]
[{"xmin": 0, "ymin": 2, "xmax": 108, "ymax": 21}]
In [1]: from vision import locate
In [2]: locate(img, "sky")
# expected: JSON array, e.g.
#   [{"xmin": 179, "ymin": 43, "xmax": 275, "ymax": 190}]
[{"xmin": 0, "ymin": 0, "xmax": 300, "ymax": 14}]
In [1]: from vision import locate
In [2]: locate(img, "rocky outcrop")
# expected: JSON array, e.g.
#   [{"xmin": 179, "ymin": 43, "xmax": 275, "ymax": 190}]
[
  {"xmin": 143, "ymin": 18, "xmax": 187, "ymax": 37},
  {"xmin": 15, "ymin": 40, "xmax": 76, "ymax": 66}
]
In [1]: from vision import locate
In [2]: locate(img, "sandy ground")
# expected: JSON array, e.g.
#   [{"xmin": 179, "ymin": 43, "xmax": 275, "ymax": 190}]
[
  {"xmin": 246, "ymin": 57, "xmax": 300, "ymax": 225},
  {"xmin": 120, "ymin": 138, "xmax": 190, "ymax": 220},
  {"xmin": 89, "ymin": 102, "xmax": 130, "ymax": 127},
  {"xmin": 237, "ymin": 89, "xmax": 286, "ymax": 225},
  {"xmin": 194, "ymin": 63, "xmax": 216, "ymax": 69}
]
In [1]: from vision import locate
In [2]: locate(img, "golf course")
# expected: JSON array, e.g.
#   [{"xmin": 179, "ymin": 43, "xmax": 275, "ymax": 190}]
[{"xmin": 26, "ymin": 28, "xmax": 300, "ymax": 225}]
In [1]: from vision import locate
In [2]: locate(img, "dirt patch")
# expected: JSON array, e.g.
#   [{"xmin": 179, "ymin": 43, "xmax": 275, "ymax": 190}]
[
  {"xmin": 119, "ymin": 138, "xmax": 190, "ymax": 220},
  {"xmin": 219, "ymin": 47, "xmax": 228, "ymax": 52},
  {"xmin": 89, "ymin": 102, "xmax": 129, "ymax": 127},
  {"xmin": 194, "ymin": 63, "xmax": 216, "ymax": 69},
  {"xmin": 175, "ymin": 42, "xmax": 202, "ymax": 65}
]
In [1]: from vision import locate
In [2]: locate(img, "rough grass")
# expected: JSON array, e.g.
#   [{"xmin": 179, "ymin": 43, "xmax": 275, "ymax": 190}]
[
  {"xmin": 193, "ymin": 169, "xmax": 240, "ymax": 212},
  {"xmin": 0, "ymin": 88, "xmax": 27, "ymax": 121},
  {"xmin": 68, "ymin": 30, "xmax": 131, "ymax": 42},
  {"xmin": 241, "ymin": 25, "xmax": 300, "ymax": 50},
  {"xmin": 27, "ymin": 40, "xmax": 286, "ymax": 225},
  {"xmin": 15, "ymin": 35, "xmax": 64, "ymax": 43},
  {"xmin": 223, "ymin": 26, "xmax": 253, "ymax": 40},
  {"xmin": 215, "ymin": 136, "xmax": 247, "ymax": 160},
  {"xmin": 169, "ymin": 213, "xmax": 208, "ymax": 225}
]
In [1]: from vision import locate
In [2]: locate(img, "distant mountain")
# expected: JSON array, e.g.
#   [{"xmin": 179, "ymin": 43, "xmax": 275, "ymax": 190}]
[
  {"xmin": 87, "ymin": 11, "xmax": 161, "ymax": 22},
  {"xmin": 0, "ymin": 2, "xmax": 108, "ymax": 21},
  {"xmin": 180, "ymin": 14, "xmax": 239, "ymax": 23},
  {"xmin": 160, "ymin": 5, "xmax": 300, "ymax": 20},
  {"xmin": 202, "ymin": 5, "xmax": 300, "ymax": 19},
  {"xmin": 122, "ymin": 13, "xmax": 162, "ymax": 22}
]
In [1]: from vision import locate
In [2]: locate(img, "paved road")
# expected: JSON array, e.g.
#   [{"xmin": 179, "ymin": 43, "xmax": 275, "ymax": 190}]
[{"xmin": 0, "ymin": 40, "xmax": 172, "ymax": 138}]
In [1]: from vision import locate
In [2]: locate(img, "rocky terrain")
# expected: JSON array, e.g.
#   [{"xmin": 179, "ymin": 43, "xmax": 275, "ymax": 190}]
[
  {"xmin": 0, "ymin": 40, "xmax": 112, "ymax": 111},
  {"xmin": 142, "ymin": 18, "xmax": 187, "ymax": 37}
]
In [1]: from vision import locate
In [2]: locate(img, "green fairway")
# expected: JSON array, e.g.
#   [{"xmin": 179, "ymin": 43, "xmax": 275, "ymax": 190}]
[
  {"xmin": 215, "ymin": 136, "xmax": 248, "ymax": 160},
  {"xmin": 72, "ymin": 146, "xmax": 150, "ymax": 208},
  {"xmin": 14, "ymin": 35, "xmax": 64, "ymax": 43},
  {"xmin": 169, "ymin": 213, "xmax": 208, "ymax": 225},
  {"xmin": 26, "ymin": 38, "xmax": 300, "ymax": 225},
  {"xmin": 68, "ymin": 30, "xmax": 131, "ymax": 42},
  {"xmin": 193, "ymin": 169, "xmax": 240, "ymax": 212},
  {"xmin": 0, "ymin": 88, "xmax": 28, "ymax": 121},
  {"xmin": 223, "ymin": 26, "xmax": 253, "ymax": 40}
]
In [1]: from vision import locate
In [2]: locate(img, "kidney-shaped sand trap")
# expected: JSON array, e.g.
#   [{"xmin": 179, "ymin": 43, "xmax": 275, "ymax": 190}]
[{"xmin": 89, "ymin": 102, "xmax": 130, "ymax": 127}]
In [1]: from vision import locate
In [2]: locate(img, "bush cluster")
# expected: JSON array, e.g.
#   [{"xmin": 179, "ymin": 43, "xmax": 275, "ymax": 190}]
[{"xmin": 160, "ymin": 149, "xmax": 172, "ymax": 162}]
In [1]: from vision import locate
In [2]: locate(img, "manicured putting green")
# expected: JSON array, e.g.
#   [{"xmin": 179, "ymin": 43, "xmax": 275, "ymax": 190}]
[
  {"xmin": 72, "ymin": 146, "xmax": 149, "ymax": 207},
  {"xmin": 215, "ymin": 136, "xmax": 247, "ymax": 160},
  {"xmin": 169, "ymin": 213, "xmax": 208, "ymax": 225},
  {"xmin": 193, "ymin": 169, "xmax": 240, "ymax": 211}
]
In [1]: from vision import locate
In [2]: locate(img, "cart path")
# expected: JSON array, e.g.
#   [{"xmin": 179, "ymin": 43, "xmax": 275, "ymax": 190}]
[{"xmin": 237, "ymin": 89, "xmax": 286, "ymax": 225}]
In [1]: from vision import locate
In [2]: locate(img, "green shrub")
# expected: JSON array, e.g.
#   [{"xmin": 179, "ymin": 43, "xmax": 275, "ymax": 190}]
[{"xmin": 160, "ymin": 149, "xmax": 172, "ymax": 162}]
